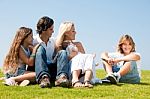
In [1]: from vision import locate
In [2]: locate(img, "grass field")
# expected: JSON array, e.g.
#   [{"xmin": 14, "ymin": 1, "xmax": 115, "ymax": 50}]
[{"xmin": 0, "ymin": 69, "xmax": 150, "ymax": 99}]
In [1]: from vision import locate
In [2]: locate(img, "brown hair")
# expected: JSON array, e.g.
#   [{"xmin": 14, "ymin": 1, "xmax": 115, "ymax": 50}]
[
  {"xmin": 117, "ymin": 34, "xmax": 136, "ymax": 54},
  {"xmin": 36, "ymin": 16, "xmax": 54, "ymax": 34},
  {"xmin": 3, "ymin": 27, "xmax": 32, "ymax": 73}
]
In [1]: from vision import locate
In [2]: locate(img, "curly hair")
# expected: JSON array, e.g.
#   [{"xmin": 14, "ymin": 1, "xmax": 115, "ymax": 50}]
[
  {"xmin": 3, "ymin": 27, "xmax": 32, "ymax": 74},
  {"xmin": 36, "ymin": 16, "xmax": 54, "ymax": 34}
]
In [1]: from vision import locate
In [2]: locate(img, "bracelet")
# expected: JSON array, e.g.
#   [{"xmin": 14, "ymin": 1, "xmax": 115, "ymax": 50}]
[{"xmin": 30, "ymin": 54, "xmax": 36, "ymax": 58}]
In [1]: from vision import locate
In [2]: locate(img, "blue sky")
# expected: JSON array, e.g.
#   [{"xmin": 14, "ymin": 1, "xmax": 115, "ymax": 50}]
[{"xmin": 0, "ymin": 0, "xmax": 150, "ymax": 70}]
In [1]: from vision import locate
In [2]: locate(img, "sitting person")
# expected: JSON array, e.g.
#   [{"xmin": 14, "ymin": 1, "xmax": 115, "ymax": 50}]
[
  {"xmin": 56, "ymin": 21, "xmax": 101, "ymax": 88},
  {"xmin": 2, "ymin": 27, "xmax": 39, "ymax": 86},
  {"xmin": 101, "ymin": 34, "xmax": 141, "ymax": 84},
  {"xmin": 33, "ymin": 16, "xmax": 70, "ymax": 88}
]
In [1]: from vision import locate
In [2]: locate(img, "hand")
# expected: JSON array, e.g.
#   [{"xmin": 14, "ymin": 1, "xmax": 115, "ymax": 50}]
[
  {"xmin": 112, "ymin": 58, "xmax": 121, "ymax": 65},
  {"xmin": 68, "ymin": 50, "xmax": 78, "ymax": 60},
  {"xmin": 107, "ymin": 58, "xmax": 115, "ymax": 65},
  {"xmin": 29, "ymin": 45, "xmax": 34, "ymax": 52},
  {"xmin": 32, "ymin": 44, "xmax": 40, "ymax": 53}
]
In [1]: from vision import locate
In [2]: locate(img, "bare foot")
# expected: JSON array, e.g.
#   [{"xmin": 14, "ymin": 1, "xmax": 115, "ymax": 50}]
[{"xmin": 72, "ymin": 81, "xmax": 84, "ymax": 88}]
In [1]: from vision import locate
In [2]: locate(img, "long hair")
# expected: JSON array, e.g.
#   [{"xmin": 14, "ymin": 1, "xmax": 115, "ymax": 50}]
[
  {"xmin": 55, "ymin": 22, "xmax": 74, "ymax": 50},
  {"xmin": 3, "ymin": 27, "xmax": 32, "ymax": 74},
  {"xmin": 117, "ymin": 34, "xmax": 136, "ymax": 54}
]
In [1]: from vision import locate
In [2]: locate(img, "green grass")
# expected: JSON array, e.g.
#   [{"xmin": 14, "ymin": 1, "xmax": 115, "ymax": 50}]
[{"xmin": 0, "ymin": 69, "xmax": 150, "ymax": 99}]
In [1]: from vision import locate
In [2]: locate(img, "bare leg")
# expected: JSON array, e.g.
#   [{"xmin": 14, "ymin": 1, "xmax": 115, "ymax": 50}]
[
  {"xmin": 118, "ymin": 61, "xmax": 131, "ymax": 76},
  {"xmin": 102, "ymin": 61, "xmax": 113, "ymax": 74},
  {"xmin": 72, "ymin": 69, "xmax": 84, "ymax": 87},
  {"xmin": 11, "ymin": 71, "xmax": 35, "ymax": 82},
  {"xmin": 84, "ymin": 70, "xmax": 93, "ymax": 88},
  {"xmin": 84, "ymin": 70, "xmax": 93, "ymax": 81}
]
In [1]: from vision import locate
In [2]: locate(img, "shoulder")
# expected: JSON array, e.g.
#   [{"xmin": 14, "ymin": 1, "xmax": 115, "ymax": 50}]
[{"xmin": 49, "ymin": 37, "xmax": 56, "ymax": 43}]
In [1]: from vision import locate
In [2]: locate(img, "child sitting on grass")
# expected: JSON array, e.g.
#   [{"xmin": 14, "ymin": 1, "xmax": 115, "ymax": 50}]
[
  {"xmin": 2, "ymin": 27, "xmax": 39, "ymax": 86},
  {"xmin": 101, "ymin": 34, "xmax": 141, "ymax": 84}
]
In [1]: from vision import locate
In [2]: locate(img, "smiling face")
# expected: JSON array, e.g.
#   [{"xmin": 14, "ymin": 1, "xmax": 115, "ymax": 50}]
[
  {"xmin": 121, "ymin": 40, "xmax": 133, "ymax": 55},
  {"xmin": 24, "ymin": 33, "xmax": 33, "ymax": 46},
  {"xmin": 117, "ymin": 35, "xmax": 135, "ymax": 55},
  {"xmin": 64, "ymin": 25, "xmax": 76, "ymax": 41}
]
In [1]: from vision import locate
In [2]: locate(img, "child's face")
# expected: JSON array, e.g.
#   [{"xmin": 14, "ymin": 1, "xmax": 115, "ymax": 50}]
[
  {"xmin": 24, "ymin": 33, "xmax": 33, "ymax": 46},
  {"xmin": 121, "ymin": 40, "xmax": 133, "ymax": 55}
]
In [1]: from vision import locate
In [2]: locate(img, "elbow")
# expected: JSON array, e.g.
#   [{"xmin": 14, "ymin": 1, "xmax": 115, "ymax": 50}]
[
  {"xmin": 136, "ymin": 55, "xmax": 141, "ymax": 60},
  {"xmin": 133, "ymin": 54, "xmax": 141, "ymax": 61}
]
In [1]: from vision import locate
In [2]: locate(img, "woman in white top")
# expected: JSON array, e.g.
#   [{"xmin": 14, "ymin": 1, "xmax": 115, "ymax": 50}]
[
  {"xmin": 56, "ymin": 22, "xmax": 101, "ymax": 88},
  {"xmin": 101, "ymin": 34, "xmax": 141, "ymax": 84},
  {"xmin": 2, "ymin": 27, "xmax": 39, "ymax": 86}
]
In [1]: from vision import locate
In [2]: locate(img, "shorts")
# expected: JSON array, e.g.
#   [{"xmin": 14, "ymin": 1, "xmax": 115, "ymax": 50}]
[
  {"xmin": 5, "ymin": 65, "xmax": 26, "ymax": 79},
  {"xmin": 112, "ymin": 61, "xmax": 140, "ymax": 84}
]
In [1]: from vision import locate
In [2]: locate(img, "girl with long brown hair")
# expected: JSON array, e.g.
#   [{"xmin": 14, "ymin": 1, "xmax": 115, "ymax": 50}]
[{"xmin": 3, "ymin": 27, "xmax": 39, "ymax": 86}]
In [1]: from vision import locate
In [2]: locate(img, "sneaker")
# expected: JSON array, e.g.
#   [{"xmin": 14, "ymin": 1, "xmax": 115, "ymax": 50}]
[
  {"xmin": 5, "ymin": 78, "xmax": 18, "ymax": 86},
  {"xmin": 55, "ymin": 74, "xmax": 69, "ymax": 87},
  {"xmin": 19, "ymin": 80, "xmax": 30, "ymax": 86},
  {"xmin": 113, "ymin": 72, "xmax": 121, "ymax": 82},
  {"xmin": 106, "ymin": 73, "xmax": 119, "ymax": 84},
  {"xmin": 101, "ymin": 77, "xmax": 111, "ymax": 83},
  {"xmin": 39, "ymin": 75, "xmax": 51, "ymax": 88}
]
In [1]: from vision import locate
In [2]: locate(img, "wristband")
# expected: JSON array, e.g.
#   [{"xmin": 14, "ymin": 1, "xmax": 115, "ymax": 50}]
[{"xmin": 30, "ymin": 54, "xmax": 36, "ymax": 58}]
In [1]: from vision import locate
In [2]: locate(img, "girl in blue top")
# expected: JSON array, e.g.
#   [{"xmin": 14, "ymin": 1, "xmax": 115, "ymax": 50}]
[{"xmin": 2, "ymin": 27, "xmax": 39, "ymax": 86}]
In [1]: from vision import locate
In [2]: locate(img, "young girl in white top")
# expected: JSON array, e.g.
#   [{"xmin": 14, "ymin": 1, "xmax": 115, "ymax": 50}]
[
  {"xmin": 101, "ymin": 34, "xmax": 141, "ymax": 84},
  {"xmin": 2, "ymin": 27, "xmax": 39, "ymax": 86}
]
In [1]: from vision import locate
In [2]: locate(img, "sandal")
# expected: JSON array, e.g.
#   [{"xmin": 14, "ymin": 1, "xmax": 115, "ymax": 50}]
[
  {"xmin": 72, "ymin": 81, "xmax": 84, "ymax": 88},
  {"xmin": 84, "ymin": 80, "xmax": 93, "ymax": 88}
]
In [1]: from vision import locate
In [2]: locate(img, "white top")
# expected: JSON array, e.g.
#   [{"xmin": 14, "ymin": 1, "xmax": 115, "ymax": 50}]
[
  {"xmin": 66, "ymin": 42, "xmax": 79, "ymax": 55},
  {"xmin": 67, "ymin": 42, "xmax": 102, "ymax": 84},
  {"xmin": 108, "ymin": 52, "xmax": 141, "ymax": 77},
  {"xmin": 33, "ymin": 34, "xmax": 56, "ymax": 64}
]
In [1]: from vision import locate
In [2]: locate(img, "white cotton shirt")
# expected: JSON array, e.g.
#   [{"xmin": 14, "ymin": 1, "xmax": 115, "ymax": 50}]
[{"xmin": 33, "ymin": 34, "xmax": 55, "ymax": 64}]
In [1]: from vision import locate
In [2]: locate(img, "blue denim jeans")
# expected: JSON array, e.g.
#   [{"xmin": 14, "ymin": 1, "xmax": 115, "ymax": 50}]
[{"xmin": 35, "ymin": 46, "xmax": 69, "ymax": 83}]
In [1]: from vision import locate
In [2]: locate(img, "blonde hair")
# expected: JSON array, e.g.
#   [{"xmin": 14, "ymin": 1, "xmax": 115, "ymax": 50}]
[
  {"xmin": 3, "ymin": 27, "xmax": 32, "ymax": 74},
  {"xmin": 117, "ymin": 34, "xmax": 136, "ymax": 54},
  {"xmin": 55, "ymin": 21, "xmax": 74, "ymax": 49}
]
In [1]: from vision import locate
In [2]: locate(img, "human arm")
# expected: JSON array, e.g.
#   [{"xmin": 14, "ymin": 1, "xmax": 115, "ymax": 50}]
[
  {"xmin": 74, "ymin": 42, "xmax": 85, "ymax": 54},
  {"xmin": 113, "ymin": 52, "xmax": 141, "ymax": 64},
  {"xmin": 19, "ymin": 44, "xmax": 40, "ymax": 66},
  {"xmin": 67, "ymin": 42, "xmax": 85, "ymax": 60},
  {"xmin": 101, "ymin": 52, "xmax": 115, "ymax": 65}
]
